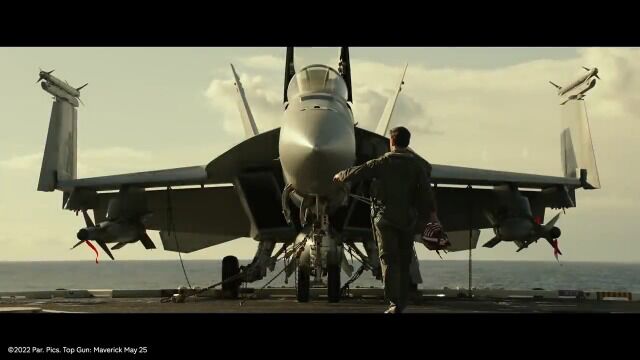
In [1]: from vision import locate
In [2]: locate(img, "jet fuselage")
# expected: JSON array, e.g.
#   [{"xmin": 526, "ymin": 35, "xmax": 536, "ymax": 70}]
[{"xmin": 279, "ymin": 64, "xmax": 356, "ymax": 202}]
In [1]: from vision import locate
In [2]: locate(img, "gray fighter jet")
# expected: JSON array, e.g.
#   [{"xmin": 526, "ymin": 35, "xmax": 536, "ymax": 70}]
[{"xmin": 36, "ymin": 47, "xmax": 601, "ymax": 302}]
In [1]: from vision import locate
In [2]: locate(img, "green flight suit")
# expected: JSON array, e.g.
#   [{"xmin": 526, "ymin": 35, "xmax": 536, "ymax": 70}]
[{"xmin": 335, "ymin": 148, "xmax": 435, "ymax": 312}]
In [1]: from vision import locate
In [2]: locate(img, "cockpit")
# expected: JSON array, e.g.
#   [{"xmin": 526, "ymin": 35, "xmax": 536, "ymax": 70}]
[{"xmin": 286, "ymin": 64, "xmax": 349, "ymax": 101}]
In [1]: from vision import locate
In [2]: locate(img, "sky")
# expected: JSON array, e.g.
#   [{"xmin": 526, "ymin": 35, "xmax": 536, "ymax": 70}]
[{"xmin": 0, "ymin": 47, "xmax": 638, "ymax": 263}]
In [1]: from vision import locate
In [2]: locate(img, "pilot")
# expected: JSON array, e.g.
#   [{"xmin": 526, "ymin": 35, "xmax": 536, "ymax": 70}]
[{"xmin": 333, "ymin": 126, "xmax": 439, "ymax": 314}]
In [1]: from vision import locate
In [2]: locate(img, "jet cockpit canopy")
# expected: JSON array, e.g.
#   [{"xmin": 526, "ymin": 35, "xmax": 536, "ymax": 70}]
[{"xmin": 287, "ymin": 64, "xmax": 348, "ymax": 101}]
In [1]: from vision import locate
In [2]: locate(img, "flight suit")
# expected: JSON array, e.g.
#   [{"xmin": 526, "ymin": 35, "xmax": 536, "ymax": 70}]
[{"xmin": 335, "ymin": 148, "xmax": 435, "ymax": 312}]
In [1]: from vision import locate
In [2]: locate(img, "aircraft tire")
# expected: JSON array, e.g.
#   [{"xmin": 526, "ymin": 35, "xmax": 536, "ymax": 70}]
[
  {"xmin": 327, "ymin": 264, "xmax": 341, "ymax": 303},
  {"xmin": 297, "ymin": 266, "xmax": 310, "ymax": 303},
  {"xmin": 222, "ymin": 255, "xmax": 240, "ymax": 299}
]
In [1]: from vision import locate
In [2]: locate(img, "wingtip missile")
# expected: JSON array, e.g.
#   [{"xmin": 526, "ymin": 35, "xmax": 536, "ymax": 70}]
[{"xmin": 38, "ymin": 70, "xmax": 87, "ymax": 106}]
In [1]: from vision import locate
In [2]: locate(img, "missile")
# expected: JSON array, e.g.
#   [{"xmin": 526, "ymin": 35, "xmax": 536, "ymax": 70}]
[
  {"xmin": 77, "ymin": 221, "xmax": 141, "ymax": 244},
  {"xmin": 37, "ymin": 70, "xmax": 87, "ymax": 98},
  {"xmin": 549, "ymin": 67, "xmax": 599, "ymax": 98},
  {"xmin": 37, "ymin": 69, "xmax": 87, "ymax": 107},
  {"xmin": 41, "ymin": 81, "xmax": 79, "ymax": 107}
]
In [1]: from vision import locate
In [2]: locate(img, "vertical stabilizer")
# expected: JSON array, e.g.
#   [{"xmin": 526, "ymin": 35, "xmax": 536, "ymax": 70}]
[
  {"xmin": 230, "ymin": 64, "xmax": 259, "ymax": 138},
  {"xmin": 560, "ymin": 101, "xmax": 600, "ymax": 189},
  {"xmin": 375, "ymin": 63, "xmax": 408, "ymax": 136},
  {"xmin": 38, "ymin": 99, "xmax": 77, "ymax": 191},
  {"xmin": 561, "ymin": 128, "xmax": 578, "ymax": 179},
  {"xmin": 283, "ymin": 47, "xmax": 295, "ymax": 104}
]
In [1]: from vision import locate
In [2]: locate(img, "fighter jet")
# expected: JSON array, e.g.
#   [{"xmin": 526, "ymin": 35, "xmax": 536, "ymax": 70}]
[
  {"xmin": 549, "ymin": 67, "xmax": 599, "ymax": 105},
  {"xmin": 36, "ymin": 47, "xmax": 601, "ymax": 302}
]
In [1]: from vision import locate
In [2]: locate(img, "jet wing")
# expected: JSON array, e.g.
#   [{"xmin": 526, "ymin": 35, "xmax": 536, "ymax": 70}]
[
  {"xmin": 94, "ymin": 186, "xmax": 251, "ymax": 248},
  {"xmin": 355, "ymin": 127, "xmax": 582, "ymax": 190},
  {"xmin": 61, "ymin": 129, "xmax": 284, "ymax": 252},
  {"xmin": 57, "ymin": 166, "xmax": 210, "ymax": 192},
  {"xmin": 57, "ymin": 128, "xmax": 281, "ymax": 192},
  {"xmin": 431, "ymin": 164, "xmax": 581, "ymax": 189}
]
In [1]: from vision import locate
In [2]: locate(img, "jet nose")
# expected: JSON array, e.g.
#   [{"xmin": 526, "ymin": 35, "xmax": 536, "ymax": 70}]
[
  {"xmin": 298, "ymin": 131, "xmax": 349, "ymax": 161},
  {"xmin": 280, "ymin": 108, "xmax": 356, "ymax": 196}
]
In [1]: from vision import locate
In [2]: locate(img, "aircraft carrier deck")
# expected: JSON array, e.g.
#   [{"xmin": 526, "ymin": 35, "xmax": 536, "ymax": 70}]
[{"xmin": 2, "ymin": 287, "xmax": 639, "ymax": 313}]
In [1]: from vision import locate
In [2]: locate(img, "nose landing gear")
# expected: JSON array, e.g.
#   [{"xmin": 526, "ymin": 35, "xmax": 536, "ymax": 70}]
[{"xmin": 294, "ymin": 204, "xmax": 344, "ymax": 303}]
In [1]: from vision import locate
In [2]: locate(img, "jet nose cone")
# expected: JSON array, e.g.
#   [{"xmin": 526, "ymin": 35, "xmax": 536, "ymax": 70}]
[
  {"xmin": 294, "ymin": 125, "xmax": 354, "ymax": 168},
  {"xmin": 300, "ymin": 134, "xmax": 347, "ymax": 159},
  {"xmin": 280, "ymin": 109, "xmax": 356, "ymax": 196}
]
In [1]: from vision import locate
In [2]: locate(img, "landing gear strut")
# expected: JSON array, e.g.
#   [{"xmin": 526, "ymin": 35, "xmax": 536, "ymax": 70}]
[{"xmin": 293, "ymin": 196, "xmax": 345, "ymax": 303}]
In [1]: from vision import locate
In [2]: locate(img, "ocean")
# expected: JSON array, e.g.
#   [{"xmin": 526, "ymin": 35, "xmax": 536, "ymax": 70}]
[{"xmin": 1, "ymin": 260, "xmax": 638, "ymax": 293}]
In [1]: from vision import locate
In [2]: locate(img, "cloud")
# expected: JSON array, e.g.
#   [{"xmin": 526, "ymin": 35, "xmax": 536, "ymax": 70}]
[
  {"xmin": 81, "ymin": 147, "xmax": 151, "ymax": 160},
  {"xmin": 238, "ymin": 55, "xmax": 282, "ymax": 70},
  {"xmin": 0, "ymin": 153, "xmax": 42, "ymax": 170},
  {"xmin": 0, "ymin": 147, "xmax": 152, "ymax": 177},
  {"xmin": 351, "ymin": 85, "xmax": 440, "ymax": 135},
  {"xmin": 203, "ymin": 63, "xmax": 441, "ymax": 139},
  {"xmin": 79, "ymin": 147, "xmax": 152, "ymax": 177},
  {"xmin": 204, "ymin": 71, "xmax": 282, "ymax": 137},
  {"xmin": 351, "ymin": 87, "xmax": 387, "ymax": 129},
  {"xmin": 579, "ymin": 48, "xmax": 640, "ymax": 126}
]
